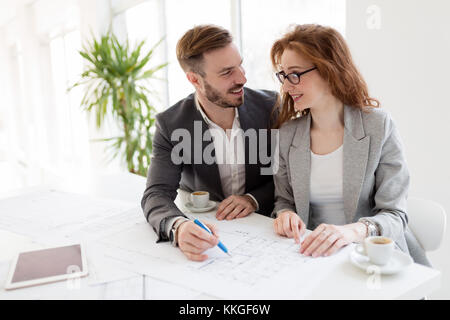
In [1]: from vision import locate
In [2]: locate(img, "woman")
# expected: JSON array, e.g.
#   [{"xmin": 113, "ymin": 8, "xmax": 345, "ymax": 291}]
[{"xmin": 270, "ymin": 24, "xmax": 429, "ymax": 266}]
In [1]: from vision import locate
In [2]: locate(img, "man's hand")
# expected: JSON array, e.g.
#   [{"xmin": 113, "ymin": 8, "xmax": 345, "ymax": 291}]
[
  {"xmin": 177, "ymin": 220, "xmax": 219, "ymax": 261},
  {"xmin": 216, "ymin": 195, "xmax": 257, "ymax": 221}
]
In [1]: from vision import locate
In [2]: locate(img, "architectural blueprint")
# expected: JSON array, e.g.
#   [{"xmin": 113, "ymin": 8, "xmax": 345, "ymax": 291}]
[
  {"xmin": 96, "ymin": 211, "xmax": 349, "ymax": 299},
  {"xmin": 186, "ymin": 228, "xmax": 316, "ymax": 287}
]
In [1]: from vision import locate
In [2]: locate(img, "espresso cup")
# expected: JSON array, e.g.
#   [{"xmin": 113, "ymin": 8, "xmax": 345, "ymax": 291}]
[
  {"xmin": 190, "ymin": 191, "xmax": 209, "ymax": 208},
  {"xmin": 356, "ymin": 236, "xmax": 394, "ymax": 265}
]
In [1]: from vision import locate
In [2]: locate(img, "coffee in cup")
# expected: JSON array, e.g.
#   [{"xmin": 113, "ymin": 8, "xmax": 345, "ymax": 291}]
[
  {"xmin": 356, "ymin": 236, "xmax": 394, "ymax": 265},
  {"xmin": 370, "ymin": 237, "xmax": 392, "ymax": 245},
  {"xmin": 190, "ymin": 191, "xmax": 209, "ymax": 208}
]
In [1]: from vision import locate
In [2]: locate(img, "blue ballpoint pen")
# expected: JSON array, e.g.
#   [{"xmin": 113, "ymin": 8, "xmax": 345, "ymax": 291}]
[{"xmin": 194, "ymin": 219, "xmax": 231, "ymax": 256}]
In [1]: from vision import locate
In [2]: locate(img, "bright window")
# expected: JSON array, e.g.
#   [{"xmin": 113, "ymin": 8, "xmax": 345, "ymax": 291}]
[
  {"xmin": 0, "ymin": 45, "xmax": 26, "ymax": 192},
  {"xmin": 120, "ymin": 0, "xmax": 345, "ymax": 108},
  {"xmin": 49, "ymin": 29, "xmax": 90, "ymax": 177},
  {"xmin": 241, "ymin": 0, "xmax": 346, "ymax": 90},
  {"xmin": 122, "ymin": 0, "xmax": 233, "ymax": 107},
  {"xmin": 124, "ymin": 0, "xmax": 167, "ymax": 112},
  {"xmin": 164, "ymin": 0, "xmax": 232, "ymax": 105}
]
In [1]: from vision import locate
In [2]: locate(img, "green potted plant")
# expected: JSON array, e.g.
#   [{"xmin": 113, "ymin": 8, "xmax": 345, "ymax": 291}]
[{"xmin": 71, "ymin": 33, "xmax": 167, "ymax": 177}]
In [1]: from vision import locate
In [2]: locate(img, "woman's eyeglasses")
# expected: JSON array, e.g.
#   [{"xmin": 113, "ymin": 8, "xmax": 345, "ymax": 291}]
[{"xmin": 275, "ymin": 67, "xmax": 317, "ymax": 85}]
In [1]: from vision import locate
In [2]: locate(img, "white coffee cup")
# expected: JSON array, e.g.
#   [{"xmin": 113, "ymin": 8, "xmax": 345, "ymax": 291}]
[
  {"xmin": 356, "ymin": 236, "xmax": 394, "ymax": 265},
  {"xmin": 190, "ymin": 191, "xmax": 209, "ymax": 208}
]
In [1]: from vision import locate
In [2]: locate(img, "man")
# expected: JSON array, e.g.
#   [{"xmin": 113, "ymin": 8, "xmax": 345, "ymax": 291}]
[{"xmin": 141, "ymin": 25, "xmax": 278, "ymax": 261}]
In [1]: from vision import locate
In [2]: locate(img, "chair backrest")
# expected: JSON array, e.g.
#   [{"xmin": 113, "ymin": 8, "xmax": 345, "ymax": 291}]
[{"xmin": 407, "ymin": 197, "xmax": 447, "ymax": 252}]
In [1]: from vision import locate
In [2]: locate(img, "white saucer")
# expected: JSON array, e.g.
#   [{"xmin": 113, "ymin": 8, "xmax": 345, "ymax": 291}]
[
  {"xmin": 185, "ymin": 201, "xmax": 216, "ymax": 213},
  {"xmin": 349, "ymin": 247, "xmax": 413, "ymax": 275}
]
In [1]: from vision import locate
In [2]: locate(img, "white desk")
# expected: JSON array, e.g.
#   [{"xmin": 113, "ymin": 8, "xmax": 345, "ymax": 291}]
[{"xmin": 0, "ymin": 173, "xmax": 441, "ymax": 300}]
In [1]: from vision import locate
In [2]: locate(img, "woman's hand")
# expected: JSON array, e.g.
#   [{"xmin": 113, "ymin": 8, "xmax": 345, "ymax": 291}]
[
  {"xmin": 273, "ymin": 210, "xmax": 307, "ymax": 244},
  {"xmin": 300, "ymin": 222, "xmax": 366, "ymax": 257}
]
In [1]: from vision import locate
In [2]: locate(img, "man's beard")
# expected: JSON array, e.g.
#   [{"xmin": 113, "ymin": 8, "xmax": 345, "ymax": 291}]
[{"xmin": 204, "ymin": 81, "xmax": 244, "ymax": 108}]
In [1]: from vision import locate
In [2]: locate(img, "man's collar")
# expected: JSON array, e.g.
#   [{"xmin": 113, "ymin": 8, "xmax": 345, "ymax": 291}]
[{"xmin": 194, "ymin": 93, "xmax": 212, "ymax": 126}]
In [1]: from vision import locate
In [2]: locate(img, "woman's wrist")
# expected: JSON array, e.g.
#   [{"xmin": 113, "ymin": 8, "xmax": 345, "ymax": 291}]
[
  {"xmin": 276, "ymin": 209, "xmax": 293, "ymax": 218},
  {"xmin": 349, "ymin": 222, "xmax": 367, "ymax": 243}
]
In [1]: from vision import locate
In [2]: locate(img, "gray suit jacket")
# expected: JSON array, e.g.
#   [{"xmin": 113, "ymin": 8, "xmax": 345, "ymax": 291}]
[
  {"xmin": 142, "ymin": 87, "xmax": 278, "ymax": 242},
  {"xmin": 272, "ymin": 105, "xmax": 431, "ymax": 266}
]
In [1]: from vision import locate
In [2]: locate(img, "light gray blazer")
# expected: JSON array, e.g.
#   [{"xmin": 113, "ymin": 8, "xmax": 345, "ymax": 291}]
[{"xmin": 272, "ymin": 105, "xmax": 431, "ymax": 266}]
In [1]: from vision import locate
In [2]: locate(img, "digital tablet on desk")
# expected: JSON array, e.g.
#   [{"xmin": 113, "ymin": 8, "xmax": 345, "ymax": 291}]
[{"xmin": 4, "ymin": 244, "xmax": 88, "ymax": 290}]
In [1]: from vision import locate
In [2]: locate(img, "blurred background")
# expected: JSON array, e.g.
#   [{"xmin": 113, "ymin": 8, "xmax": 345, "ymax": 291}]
[{"xmin": 0, "ymin": 0, "xmax": 449, "ymax": 298}]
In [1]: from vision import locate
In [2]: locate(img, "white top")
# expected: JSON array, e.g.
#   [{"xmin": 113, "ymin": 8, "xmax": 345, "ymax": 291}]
[{"xmin": 309, "ymin": 145, "xmax": 346, "ymax": 229}]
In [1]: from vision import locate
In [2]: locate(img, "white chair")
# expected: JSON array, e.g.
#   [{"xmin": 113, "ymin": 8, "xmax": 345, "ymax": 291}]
[{"xmin": 407, "ymin": 196, "xmax": 447, "ymax": 252}]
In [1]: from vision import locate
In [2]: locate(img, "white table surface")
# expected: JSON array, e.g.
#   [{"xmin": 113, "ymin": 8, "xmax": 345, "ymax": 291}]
[{"xmin": 0, "ymin": 173, "xmax": 441, "ymax": 300}]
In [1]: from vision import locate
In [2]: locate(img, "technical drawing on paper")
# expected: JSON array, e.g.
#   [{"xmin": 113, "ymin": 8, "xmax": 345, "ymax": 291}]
[{"xmin": 186, "ymin": 229, "xmax": 315, "ymax": 287}]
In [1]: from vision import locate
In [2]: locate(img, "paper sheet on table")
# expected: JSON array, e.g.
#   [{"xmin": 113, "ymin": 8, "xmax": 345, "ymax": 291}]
[
  {"xmin": 0, "ymin": 189, "xmax": 144, "ymax": 287},
  {"xmin": 97, "ymin": 213, "xmax": 353, "ymax": 299},
  {"xmin": 0, "ymin": 189, "xmax": 142, "ymax": 242},
  {"xmin": 99, "ymin": 276, "xmax": 145, "ymax": 300},
  {"xmin": 85, "ymin": 243, "xmax": 140, "ymax": 286},
  {"xmin": 0, "ymin": 231, "xmax": 42, "ymax": 262},
  {"xmin": 144, "ymin": 275, "xmax": 203, "ymax": 300}
]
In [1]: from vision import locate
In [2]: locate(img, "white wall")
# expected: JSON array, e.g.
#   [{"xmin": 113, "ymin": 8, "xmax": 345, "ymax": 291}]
[{"xmin": 346, "ymin": 0, "xmax": 450, "ymax": 299}]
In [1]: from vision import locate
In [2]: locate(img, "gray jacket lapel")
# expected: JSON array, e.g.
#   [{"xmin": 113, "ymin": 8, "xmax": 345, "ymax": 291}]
[
  {"xmin": 289, "ymin": 114, "xmax": 311, "ymax": 224},
  {"xmin": 343, "ymin": 106, "xmax": 370, "ymax": 222}
]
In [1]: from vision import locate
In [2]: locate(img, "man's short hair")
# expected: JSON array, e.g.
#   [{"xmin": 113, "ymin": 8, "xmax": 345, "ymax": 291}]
[{"xmin": 176, "ymin": 25, "xmax": 233, "ymax": 76}]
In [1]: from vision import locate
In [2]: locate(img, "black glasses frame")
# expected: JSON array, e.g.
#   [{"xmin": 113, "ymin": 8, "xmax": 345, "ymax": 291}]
[{"xmin": 275, "ymin": 67, "xmax": 317, "ymax": 85}]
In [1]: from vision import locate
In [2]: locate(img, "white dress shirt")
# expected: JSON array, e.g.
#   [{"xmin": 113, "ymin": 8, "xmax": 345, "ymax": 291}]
[{"xmin": 195, "ymin": 95, "xmax": 247, "ymax": 198}]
